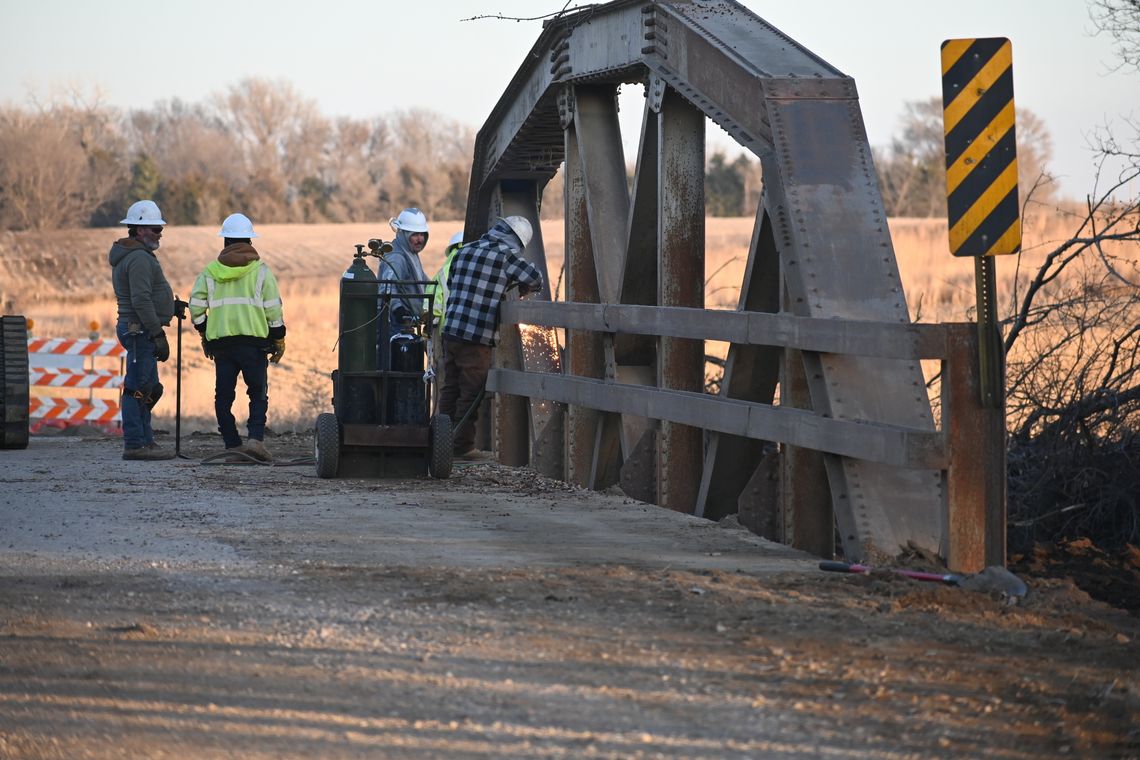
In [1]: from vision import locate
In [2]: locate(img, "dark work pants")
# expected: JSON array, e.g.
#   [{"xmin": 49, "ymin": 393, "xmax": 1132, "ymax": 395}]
[
  {"xmin": 116, "ymin": 319, "xmax": 158, "ymax": 449},
  {"xmin": 439, "ymin": 339, "xmax": 492, "ymax": 454},
  {"xmin": 213, "ymin": 344, "xmax": 269, "ymax": 449}
]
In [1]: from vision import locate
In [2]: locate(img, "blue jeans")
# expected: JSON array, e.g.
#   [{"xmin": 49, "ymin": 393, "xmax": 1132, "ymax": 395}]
[
  {"xmin": 117, "ymin": 319, "xmax": 159, "ymax": 449},
  {"xmin": 213, "ymin": 344, "xmax": 269, "ymax": 449}
]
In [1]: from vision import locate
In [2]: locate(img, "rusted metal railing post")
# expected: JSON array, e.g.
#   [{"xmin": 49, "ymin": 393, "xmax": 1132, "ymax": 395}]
[{"xmin": 943, "ymin": 324, "xmax": 1007, "ymax": 572}]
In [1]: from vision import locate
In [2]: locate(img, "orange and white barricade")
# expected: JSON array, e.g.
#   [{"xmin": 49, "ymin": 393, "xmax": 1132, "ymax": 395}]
[{"xmin": 27, "ymin": 337, "xmax": 125, "ymax": 433}]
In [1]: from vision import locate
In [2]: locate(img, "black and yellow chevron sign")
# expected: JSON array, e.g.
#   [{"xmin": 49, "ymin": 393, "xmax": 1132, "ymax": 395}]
[{"xmin": 941, "ymin": 38, "xmax": 1021, "ymax": 257}]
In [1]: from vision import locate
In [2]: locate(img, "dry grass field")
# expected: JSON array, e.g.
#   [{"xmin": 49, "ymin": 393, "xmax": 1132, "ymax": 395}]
[{"xmin": 0, "ymin": 212, "xmax": 1130, "ymax": 436}]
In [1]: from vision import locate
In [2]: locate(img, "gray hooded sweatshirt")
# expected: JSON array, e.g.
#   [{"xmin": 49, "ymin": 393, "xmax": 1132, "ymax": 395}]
[
  {"xmin": 377, "ymin": 227, "xmax": 429, "ymax": 324},
  {"xmin": 108, "ymin": 237, "xmax": 175, "ymax": 336}
]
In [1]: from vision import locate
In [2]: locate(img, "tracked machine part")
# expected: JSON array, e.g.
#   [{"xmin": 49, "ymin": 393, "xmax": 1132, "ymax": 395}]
[{"xmin": 1, "ymin": 315, "xmax": 30, "ymax": 450}]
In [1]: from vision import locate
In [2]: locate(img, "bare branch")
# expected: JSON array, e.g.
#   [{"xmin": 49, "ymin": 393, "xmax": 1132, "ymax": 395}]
[{"xmin": 461, "ymin": 2, "xmax": 582, "ymax": 23}]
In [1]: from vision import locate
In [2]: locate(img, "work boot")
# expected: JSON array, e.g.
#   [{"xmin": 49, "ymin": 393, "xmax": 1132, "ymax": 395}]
[
  {"xmin": 122, "ymin": 446, "xmax": 176, "ymax": 461},
  {"xmin": 240, "ymin": 438, "xmax": 273, "ymax": 462},
  {"xmin": 454, "ymin": 447, "xmax": 492, "ymax": 462}
]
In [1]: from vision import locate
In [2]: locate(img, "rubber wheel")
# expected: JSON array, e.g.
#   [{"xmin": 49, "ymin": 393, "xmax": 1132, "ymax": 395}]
[
  {"xmin": 428, "ymin": 413, "xmax": 453, "ymax": 479},
  {"xmin": 314, "ymin": 412, "xmax": 340, "ymax": 479},
  {"xmin": 0, "ymin": 315, "xmax": 30, "ymax": 450}
]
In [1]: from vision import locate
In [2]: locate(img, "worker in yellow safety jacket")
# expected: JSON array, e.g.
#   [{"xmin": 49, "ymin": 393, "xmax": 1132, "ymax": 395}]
[
  {"xmin": 429, "ymin": 231, "xmax": 465, "ymax": 329},
  {"xmin": 188, "ymin": 213, "xmax": 286, "ymax": 463},
  {"xmin": 426, "ymin": 231, "xmax": 464, "ymax": 409}
]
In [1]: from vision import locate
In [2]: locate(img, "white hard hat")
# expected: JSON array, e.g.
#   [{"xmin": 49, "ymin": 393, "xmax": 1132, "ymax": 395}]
[
  {"xmin": 389, "ymin": 207, "xmax": 429, "ymax": 234},
  {"xmin": 218, "ymin": 213, "xmax": 258, "ymax": 238},
  {"xmin": 447, "ymin": 231, "xmax": 464, "ymax": 247},
  {"xmin": 119, "ymin": 200, "xmax": 166, "ymax": 226},
  {"xmin": 500, "ymin": 216, "xmax": 533, "ymax": 249}
]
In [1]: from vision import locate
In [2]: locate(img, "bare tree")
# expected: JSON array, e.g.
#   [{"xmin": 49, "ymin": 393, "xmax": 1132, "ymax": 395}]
[
  {"xmin": 212, "ymin": 78, "xmax": 330, "ymax": 222},
  {"xmin": 876, "ymin": 97, "xmax": 1056, "ymax": 217},
  {"xmin": 1090, "ymin": 0, "xmax": 1140, "ymax": 72},
  {"xmin": 0, "ymin": 90, "xmax": 126, "ymax": 231},
  {"xmin": 323, "ymin": 116, "xmax": 404, "ymax": 222},
  {"xmin": 380, "ymin": 109, "xmax": 475, "ymax": 220},
  {"xmin": 1003, "ymin": 116, "xmax": 1140, "ymax": 548},
  {"xmin": 124, "ymin": 99, "xmax": 246, "ymax": 225},
  {"xmin": 879, "ymin": 98, "xmax": 947, "ymax": 218}
]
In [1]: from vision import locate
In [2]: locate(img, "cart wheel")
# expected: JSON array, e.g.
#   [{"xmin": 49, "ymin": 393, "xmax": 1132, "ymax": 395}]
[
  {"xmin": 314, "ymin": 412, "xmax": 340, "ymax": 479},
  {"xmin": 429, "ymin": 413, "xmax": 453, "ymax": 479},
  {"xmin": 1, "ymin": 315, "xmax": 30, "ymax": 450}
]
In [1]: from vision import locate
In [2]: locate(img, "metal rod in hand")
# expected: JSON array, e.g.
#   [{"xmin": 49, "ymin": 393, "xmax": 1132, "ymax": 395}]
[{"xmin": 174, "ymin": 300, "xmax": 187, "ymax": 458}]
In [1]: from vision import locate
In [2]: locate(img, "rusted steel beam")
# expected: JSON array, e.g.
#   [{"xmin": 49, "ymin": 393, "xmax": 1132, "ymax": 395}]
[
  {"xmin": 564, "ymin": 122, "xmax": 609, "ymax": 487},
  {"xmin": 614, "ymin": 98, "xmax": 659, "ymax": 466},
  {"xmin": 572, "ymin": 85, "xmax": 629, "ymax": 305},
  {"xmin": 493, "ymin": 183, "xmax": 544, "ymax": 468},
  {"xmin": 656, "ymin": 87, "xmax": 704, "ymax": 513},
  {"xmin": 762, "ymin": 91, "xmax": 943, "ymax": 561}
]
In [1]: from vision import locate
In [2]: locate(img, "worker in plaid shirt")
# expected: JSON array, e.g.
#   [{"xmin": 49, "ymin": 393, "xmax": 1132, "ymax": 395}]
[{"xmin": 440, "ymin": 216, "xmax": 542, "ymax": 459}]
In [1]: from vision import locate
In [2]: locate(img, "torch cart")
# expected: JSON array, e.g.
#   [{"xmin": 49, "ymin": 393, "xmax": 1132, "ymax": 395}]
[{"xmin": 314, "ymin": 241, "xmax": 452, "ymax": 479}]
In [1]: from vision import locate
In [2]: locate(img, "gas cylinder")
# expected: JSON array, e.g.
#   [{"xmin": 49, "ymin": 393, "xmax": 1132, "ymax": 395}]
[
  {"xmin": 387, "ymin": 317, "xmax": 426, "ymax": 424},
  {"xmin": 338, "ymin": 247, "xmax": 378, "ymax": 424}
]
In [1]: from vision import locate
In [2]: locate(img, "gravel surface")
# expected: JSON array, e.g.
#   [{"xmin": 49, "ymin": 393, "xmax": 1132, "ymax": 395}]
[{"xmin": 1, "ymin": 433, "xmax": 1138, "ymax": 759}]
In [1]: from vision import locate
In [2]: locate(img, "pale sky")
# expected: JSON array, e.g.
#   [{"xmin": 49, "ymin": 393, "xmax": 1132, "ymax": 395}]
[{"xmin": 1, "ymin": 0, "xmax": 1134, "ymax": 199}]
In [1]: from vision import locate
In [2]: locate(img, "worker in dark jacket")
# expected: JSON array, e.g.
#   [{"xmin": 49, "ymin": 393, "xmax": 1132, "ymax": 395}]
[
  {"xmin": 109, "ymin": 200, "xmax": 176, "ymax": 461},
  {"xmin": 440, "ymin": 216, "xmax": 542, "ymax": 459}
]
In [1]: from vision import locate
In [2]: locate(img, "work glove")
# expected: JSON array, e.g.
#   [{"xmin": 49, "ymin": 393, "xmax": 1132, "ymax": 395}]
[
  {"xmin": 269, "ymin": 338, "xmax": 286, "ymax": 364},
  {"xmin": 152, "ymin": 331, "xmax": 170, "ymax": 362},
  {"xmin": 199, "ymin": 332, "xmax": 214, "ymax": 360},
  {"xmin": 173, "ymin": 298, "xmax": 189, "ymax": 320}
]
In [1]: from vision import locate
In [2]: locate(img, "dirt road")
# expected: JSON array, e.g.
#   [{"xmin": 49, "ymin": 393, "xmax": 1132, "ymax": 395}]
[{"xmin": 1, "ymin": 433, "xmax": 1137, "ymax": 759}]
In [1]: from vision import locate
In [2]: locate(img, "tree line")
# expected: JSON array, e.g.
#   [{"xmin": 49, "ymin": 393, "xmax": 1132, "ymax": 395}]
[
  {"xmin": 0, "ymin": 75, "xmax": 1058, "ymax": 232},
  {"xmin": 0, "ymin": 79, "xmax": 475, "ymax": 231}
]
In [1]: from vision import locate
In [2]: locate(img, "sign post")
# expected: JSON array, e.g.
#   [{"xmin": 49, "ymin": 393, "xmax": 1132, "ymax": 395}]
[{"xmin": 941, "ymin": 37, "xmax": 1015, "ymax": 566}]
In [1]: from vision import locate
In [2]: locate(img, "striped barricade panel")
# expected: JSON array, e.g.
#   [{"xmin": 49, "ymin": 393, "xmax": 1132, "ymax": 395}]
[
  {"xmin": 29, "ymin": 367, "xmax": 124, "ymax": 389},
  {"xmin": 26, "ymin": 338, "xmax": 126, "ymax": 357},
  {"xmin": 29, "ymin": 397, "xmax": 121, "ymax": 424},
  {"xmin": 28, "ymin": 337, "xmax": 125, "ymax": 428}
]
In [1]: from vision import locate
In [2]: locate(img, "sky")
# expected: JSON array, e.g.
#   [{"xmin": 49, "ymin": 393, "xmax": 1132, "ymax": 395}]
[{"xmin": 1, "ymin": 0, "xmax": 1134, "ymax": 199}]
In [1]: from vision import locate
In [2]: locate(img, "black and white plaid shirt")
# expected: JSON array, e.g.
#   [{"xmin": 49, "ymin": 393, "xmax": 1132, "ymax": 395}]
[{"xmin": 442, "ymin": 221, "xmax": 542, "ymax": 346}]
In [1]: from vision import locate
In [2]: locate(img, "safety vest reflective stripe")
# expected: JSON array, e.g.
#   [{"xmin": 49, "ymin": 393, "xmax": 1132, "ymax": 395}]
[
  {"xmin": 203, "ymin": 267, "xmax": 277, "ymax": 309},
  {"xmin": 209, "ymin": 296, "xmax": 266, "ymax": 307},
  {"xmin": 254, "ymin": 265, "xmax": 267, "ymax": 303}
]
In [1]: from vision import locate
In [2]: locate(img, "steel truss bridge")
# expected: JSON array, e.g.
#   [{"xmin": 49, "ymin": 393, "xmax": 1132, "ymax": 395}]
[{"xmin": 460, "ymin": 0, "xmax": 1005, "ymax": 570}]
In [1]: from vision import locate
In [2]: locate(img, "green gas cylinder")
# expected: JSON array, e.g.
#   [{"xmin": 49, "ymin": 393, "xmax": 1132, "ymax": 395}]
[{"xmin": 338, "ymin": 247, "xmax": 378, "ymax": 423}]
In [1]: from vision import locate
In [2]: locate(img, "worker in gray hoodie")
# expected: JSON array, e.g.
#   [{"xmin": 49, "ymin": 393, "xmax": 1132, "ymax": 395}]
[{"xmin": 109, "ymin": 200, "xmax": 176, "ymax": 460}]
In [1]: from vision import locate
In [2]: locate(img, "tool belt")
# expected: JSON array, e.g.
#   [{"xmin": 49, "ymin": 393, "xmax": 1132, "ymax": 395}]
[{"xmin": 124, "ymin": 382, "xmax": 164, "ymax": 410}]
